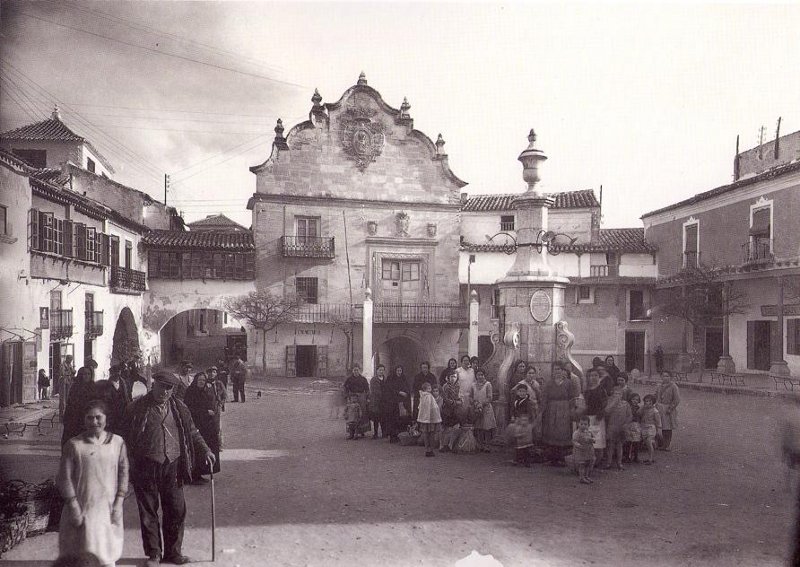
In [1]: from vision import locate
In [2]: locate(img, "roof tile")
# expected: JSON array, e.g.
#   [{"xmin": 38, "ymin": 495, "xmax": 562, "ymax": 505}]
[
  {"xmin": 461, "ymin": 227, "xmax": 655, "ymax": 254},
  {"xmin": 461, "ymin": 189, "xmax": 600, "ymax": 212},
  {"xmin": 143, "ymin": 230, "xmax": 254, "ymax": 251},
  {"xmin": 187, "ymin": 214, "xmax": 247, "ymax": 231},
  {"xmin": 1, "ymin": 118, "xmax": 84, "ymax": 142}
]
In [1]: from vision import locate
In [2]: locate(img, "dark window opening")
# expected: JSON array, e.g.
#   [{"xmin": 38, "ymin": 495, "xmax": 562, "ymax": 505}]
[
  {"xmin": 629, "ymin": 290, "xmax": 647, "ymax": 320},
  {"xmin": 296, "ymin": 277, "xmax": 318, "ymax": 304},
  {"xmin": 87, "ymin": 157, "xmax": 96, "ymax": 173},
  {"xmin": 500, "ymin": 215, "xmax": 515, "ymax": 231},
  {"xmin": 12, "ymin": 149, "xmax": 46, "ymax": 168}
]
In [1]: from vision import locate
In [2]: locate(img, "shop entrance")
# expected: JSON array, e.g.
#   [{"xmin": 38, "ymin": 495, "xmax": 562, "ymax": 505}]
[{"xmin": 296, "ymin": 345, "xmax": 317, "ymax": 377}]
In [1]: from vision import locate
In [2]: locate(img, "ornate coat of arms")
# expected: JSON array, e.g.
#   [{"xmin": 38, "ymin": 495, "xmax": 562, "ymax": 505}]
[{"xmin": 340, "ymin": 105, "xmax": 385, "ymax": 171}]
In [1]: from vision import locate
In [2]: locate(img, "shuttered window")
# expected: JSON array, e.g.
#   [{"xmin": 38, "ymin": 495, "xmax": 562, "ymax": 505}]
[{"xmin": 788, "ymin": 319, "xmax": 800, "ymax": 356}]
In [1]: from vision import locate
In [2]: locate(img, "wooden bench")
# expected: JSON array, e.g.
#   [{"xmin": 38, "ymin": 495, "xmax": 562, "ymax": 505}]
[
  {"xmin": 709, "ymin": 371, "xmax": 746, "ymax": 387},
  {"xmin": 3, "ymin": 422, "xmax": 27, "ymax": 437},
  {"xmin": 772, "ymin": 374, "xmax": 800, "ymax": 391}
]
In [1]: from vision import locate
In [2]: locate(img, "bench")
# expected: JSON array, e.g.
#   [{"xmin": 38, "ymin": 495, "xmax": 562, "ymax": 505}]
[
  {"xmin": 674, "ymin": 371, "xmax": 690, "ymax": 383},
  {"xmin": 772, "ymin": 374, "xmax": 800, "ymax": 391},
  {"xmin": 3, "ymin": 422, "xmax": 27, "ymax": 437},
  {"xmin": 37, "ymin": 413, "xmax": 59, "ymax": 434},
  {"xmin": 709, "ymin": 371, "xmax": 746, "ymax": 387}
]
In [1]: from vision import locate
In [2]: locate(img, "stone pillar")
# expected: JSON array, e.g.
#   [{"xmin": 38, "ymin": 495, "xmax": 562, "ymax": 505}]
[
  {"xmin": 770, "ymin": 276, "xmax": 790, "ymax": 376},
  {"xmin": 362, "ymin": 288, "xmax": 374, "ymax": 380},
  {"xmin": 675, "ymin": 285, "xmax": 692, "ymax": 372},
  {"xmin": 717, "ymin": 281, "xmax": 736, "ymax": 373},
  {"xmin": 468, "ymin": 290, "xmax": 479, "ymax": 357}
]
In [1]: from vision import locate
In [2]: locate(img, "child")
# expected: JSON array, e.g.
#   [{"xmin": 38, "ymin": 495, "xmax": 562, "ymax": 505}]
[
  {"xmin": 572, "ymin": 416, "xmax": 596, "ymax": 484},
  {"xmin": 416, "ymin": 382, "xmax": 443, "ymax": 457},
  {"xmin": 639, "ymin": 394, "xmax": 663, "ymax": 464},
  {"xmin": 604, "ymin": 390, "xmax": 632, "ymax": 470},
  {"xmin": 440, "ymin": 371, "xmax": 461, "ymax": 452},
  {"xmin": 344, "ymin": 393, "xmax": 362, "ymax": 440},
  {"xmin": 37, "ymin": 369, "xmax": 50, "ymax": 400},
  {"xmin": 511, "ymin": 413, "xmax": 534, "ymax": 467},
  {"xmin": 623, "ymin": 393, "xmax": 642, "ymax": 463}
]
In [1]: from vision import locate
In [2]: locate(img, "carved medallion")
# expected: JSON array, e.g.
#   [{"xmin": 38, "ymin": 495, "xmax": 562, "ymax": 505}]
[
  {"xmin": 427, "ymin": 223, "xmax": 437, "ymax": 238},
  {"xmin": 396, "ymin": 212, "xmax": 410, "ymax": 237},
  {"xmin": 367, "ymin": 220, "xmax": 378, "ymax": 235},
  {"xmin": 340, "ymin": 105, "xmax": 385, "ymax": 171},
  {"xmin": 529, "ymin": 290, "xmax": 552, "ymax": 322}
]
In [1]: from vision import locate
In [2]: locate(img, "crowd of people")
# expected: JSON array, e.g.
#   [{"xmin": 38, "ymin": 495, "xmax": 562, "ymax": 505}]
[
  {"xmin": 53, "ymin": 355, "xmax": 248, "ymax": 567},
  {"xmin": 342, "ymin": 354, "xmax": 682, "ymax": 483}
]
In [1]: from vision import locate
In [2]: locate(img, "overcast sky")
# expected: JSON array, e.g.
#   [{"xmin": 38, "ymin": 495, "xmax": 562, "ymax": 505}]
[{"xmin": 1, "ymin": 1, "xmax": 798, "ymax": 229}]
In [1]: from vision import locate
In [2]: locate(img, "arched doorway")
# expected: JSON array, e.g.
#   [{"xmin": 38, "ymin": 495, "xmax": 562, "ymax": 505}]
[
  {"xmin": 376, "ymin": 335, "xmax": 429, "ymax": 378},
  {"xmin": 159, "ymin": 309, "xmax": 247, "ymax": 369},
  {"xmin": 112, "ymin": 307, "xmax": 140, "ymax": 365}
]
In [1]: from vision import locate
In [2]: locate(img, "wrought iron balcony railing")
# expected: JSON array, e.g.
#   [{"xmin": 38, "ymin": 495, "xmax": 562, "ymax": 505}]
[
  {"xmin": 742, "ymin": 239, "xmax": 774, "ymax": 264},
  {"xmin": 51, "ymin": 309, "xmax": 73, "ymax": 340},
  {"xmin": 682, "ymin": 251, "xmax": 700, "ymax": 270},
  {"xmin": 589, "ymin": 265, "xmax": 609, "ymax": 277},
  {"xmin": 85, "ymin": 310, "xmax": 104, "ymax": 338},
  {"xmin": 281, "ymin": 236, "xmax": 335, "ymax": 259},
  {"xmin": 294, "ymin": 304, "xmax": 363, "ymax": 323},
  {"xmin": 111, "ymin": 266, "xmax": 146, "ymax": 293},
  {"xmin": 373, "ymin": 303, "xmax": 468, "ymax": 325}
]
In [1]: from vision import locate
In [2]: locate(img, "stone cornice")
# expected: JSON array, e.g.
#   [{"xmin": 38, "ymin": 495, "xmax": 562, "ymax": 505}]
[
  {"xmin": 247, "ymin": 192, "xmax": 461, "ymax": 211},
  {"xmin": 365, "ymin": 237, "xmax": 438, "ymax": 247}
]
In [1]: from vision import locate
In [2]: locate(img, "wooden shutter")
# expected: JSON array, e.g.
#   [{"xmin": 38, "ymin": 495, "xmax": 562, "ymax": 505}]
[
  {"xmin": 100, "ymin": 234, "xmax": 110, "ymax": 266},
  {"xmin": 75, "ymin": 223, "xmax": 87, "ymax": 260},
  {"xmin": 746, "ymin": 320, "xmax": 755, "ymax": 370},
  {"xmin": 63, "ymin": 220, "xmax": 74, "ymax": 258},
  {"xmin": 316, "ymin": 345, "xmax": 328, "ymax": 378},
  {"xmin": 286, "ymin": 345, "xmax": 296, "ymax": 378},
  {"xmin": 28, "ymin": 208, "xmax": 39, "ymax": 251}
]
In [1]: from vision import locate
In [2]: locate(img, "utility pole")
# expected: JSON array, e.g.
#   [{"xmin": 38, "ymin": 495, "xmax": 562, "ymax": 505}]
[{"xmin": 164, "ymin": 174, "xmax": 170, "ymax": 205}]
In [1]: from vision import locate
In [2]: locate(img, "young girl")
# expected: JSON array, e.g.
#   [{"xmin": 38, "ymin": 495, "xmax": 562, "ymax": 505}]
[
  {"xmin": 38, "ymin": 369, "xmax": 50, "ymax": 400},
  {"xmin": 344, "ymin": 393, "xmax": 363, "ymax": 440},
  {"xmin": 417, "ymin": 382, "xmax": 442, "ymax": 457},
  {"xmin": 440, "ymin": 371, "xmax": 461, "ymax": 452},
  {"xmin": 572, "ymin": 416, "xmax": 596, "ymax": 484},
  {"xmin": 639, "ymin": 394, "xmax": 663, "ymax": 464},
  {"xmin": 511, "ymin": 413, "xmax": 535, "ymax": 467},
  {"xmin": 604, "ymin": 390, "xmax": 632, "ymax": 470},
  {"xmin": 471, "ymin": 368, "xmax": 497, "ymax": 452},
  {"xmin": 623, "ymin": 393, "xmax": 642, "ymax": 463}
]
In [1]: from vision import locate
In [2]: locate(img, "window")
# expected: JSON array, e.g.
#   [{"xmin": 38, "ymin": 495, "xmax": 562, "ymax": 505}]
[
  {"xmin": 789, "ymin": 319, "xmax": 800, "ymax": 356},
  {"xmin": 683, "ymin": 220, "xmax": 699, "ymax": 268},
  {"xmin": 491, "ymin": 288, "xmax": 501, "ymax": 319},
  {"xmin": 125, "ymin": 240, "xmax": 132, "ymax": 269},
  {"xmin": 577, "ymin": 286, "xmax": 594, "ymax": 304},
  {"xmin": 381, "ymin": 259, "xmax": 419, "ymax": 281},
  {"xmin": 0, "ymin": 205, "xmax": 7, "ymax": 235},
  {"xmin": 86, "ymin": 227, "xmax": 98, "ymax": 263},
  {"xmin": 110, "ymin": 236, "xmax": 120, "ymax": 267},
  {"xmin": 296, "ymin": 277, "xmax": 318, "ymax": 304},
  {"xmin": 148, "ymin": 250, "xmax": 255, "ymax": 280},
  {"xmin": 199, "ymin": 311, "xmax": 207, "ymax": 333},
  {"xmin": 12, "ymin": 149, "xmax": 46, "ymax": 168},
  {"xmin": 629, "ymin": 290, "xmax": 647, "ymax": 320},
  {"xmin": 500, "ymin": 215, "xmax": 515, "ymax": 231},
  {"xmin": 40, "ymin": 212, "xmax": 54, "ymax": 253},
  {"xmin": 87, "ymin": 158, "xmax": 96, "ymax": 173},
  {"xmin": 749, "ymin": 204, "xmax": 772, "ymax": 260},
  {"xmin": 401, "ymin": 262, "xmax": 420, "ymax": 281},
  {"xmin": 382, "ymin": 260, "xmax": 401, "ymax": 280},
  {"xmin": 296, "ymin": 217, "xmax": 319, "ymax": 241},
  {"xmin": 85, "ymin": 292, "xmax": 94, "ymax": 313}
]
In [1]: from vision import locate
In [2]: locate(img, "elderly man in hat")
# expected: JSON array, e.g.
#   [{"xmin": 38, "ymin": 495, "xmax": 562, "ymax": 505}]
[{"xmin": 123, "ymin": 371, "xmax": 215, "ymax": 566}]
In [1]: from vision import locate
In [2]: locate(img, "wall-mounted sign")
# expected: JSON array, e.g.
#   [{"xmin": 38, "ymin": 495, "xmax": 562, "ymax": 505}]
[
  {"xmin": 761, "ymin": 304, "xmax": 800, "ymax": 317},
  {"xmin": 40, "ymin": 307, "xmax": 49, "ymax": 329},
  {"xmin": 529, "ymin": 290, "xmax": 552, "ymax": 323}
]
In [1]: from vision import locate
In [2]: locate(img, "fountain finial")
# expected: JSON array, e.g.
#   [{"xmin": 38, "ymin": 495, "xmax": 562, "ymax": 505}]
[{"xmin": 357, "ymin": 71, "xmax": 367, "ymax": 86}]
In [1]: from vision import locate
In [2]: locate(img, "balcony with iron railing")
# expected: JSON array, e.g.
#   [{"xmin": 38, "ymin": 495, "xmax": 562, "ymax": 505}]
[
  {"xmin": 682, "ymin": 250, "xmax": 700, "ymax": 270},
  {"xmin": 295, "ymin": 303, "xmax": 363, "ymax": 323},
  {"xmin": 51, "ymin": 309, "xmax": 73, "ymax": 340},
  {"xmin": 281, "ymin": 236, "xmax": 335, "ymax": 259},
  {"xmin": 742, "ymin": 238, "xmax": 774, "ymax": 265},
  {"xmin": 373, "ymin": 303, "xmax": 469, "ymax": 325},
  {"xmin": 85, "ymin": 310, "xmax": 104, "ymax": 338},
  {"xmin": 111, "ymin": 266, "xmax": 146, "ymax": 294}
]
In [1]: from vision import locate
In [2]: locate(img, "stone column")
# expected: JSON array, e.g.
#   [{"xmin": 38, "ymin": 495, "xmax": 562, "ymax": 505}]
[
  {"xmin": 717, "ymin": 281, "xmax": 736, "ymax": 373},
  {"xmin": 468, "ymin": 290, "xmax": 479, "ymax": 357},
  {"xmin": 770, "ymin": 276, "xmax": 790, "ymax": 376},
  {"xmin": 362, "ymin": 288, "xmax": 374, "ymax": 380},
  {"xmin": 675, "ymin": 285, "xmax": 692, "ymax": 372}
]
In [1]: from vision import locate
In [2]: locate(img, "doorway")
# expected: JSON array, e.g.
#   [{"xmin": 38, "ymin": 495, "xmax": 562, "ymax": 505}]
[
  {"xmin": 624, "ymin": 331, "xmax": 646, "ymax": 372},
  {"xmin": 747, "ymin": 320, "xmax": 773, "ymax": 371},
  {"xmin": 1, "ymin": 342, "xmax": 23, "ymax": 407},
  {"xmin": 296, "ymin": 345, "xmax": 317, "ymax": 377},
  {"xmin": 704, "ymin": 328, "xmax": 723, "ymax": 369}
]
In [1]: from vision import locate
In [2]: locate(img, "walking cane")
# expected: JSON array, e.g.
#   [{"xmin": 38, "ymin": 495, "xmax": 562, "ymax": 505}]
[{"xmin": 210, "ymin": 468, "xmax": 216, "ymax": 562}]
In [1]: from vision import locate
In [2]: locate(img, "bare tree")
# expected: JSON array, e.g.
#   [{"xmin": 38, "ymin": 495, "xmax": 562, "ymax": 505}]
[
  {"xmin": 224, "ymin": 290, "xmax": 303, "ymax": 373},
  {"xmin": 328, "ymin": 312, "xmax": 356, "ymax": 371},
  {"xmin": 654, "ymin": 264, "xmax": 749, "ymax": 328}
]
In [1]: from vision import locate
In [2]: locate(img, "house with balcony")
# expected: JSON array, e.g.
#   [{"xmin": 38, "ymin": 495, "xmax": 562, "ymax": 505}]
[
  {"xmin": 459, "ymin": 190, "xmax": 658, "ymax": 373},
  {"xmin": 0, "ymin": 150, "xmax": 148, "ymax": 405},
  {"xmin": 642, "ymin": 128, "xmax": 800, "ymax": 376},
  {"xmin": 246, "ymin": 73, "xmax": 466, "ymax": 378}
]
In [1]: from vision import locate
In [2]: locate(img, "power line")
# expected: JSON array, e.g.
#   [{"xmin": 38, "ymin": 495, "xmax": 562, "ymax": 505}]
[
  {"xmin": 69, "ymin": 112, "xmax": 277, "ymax": 125},
  {"xmin": 0, "ymin": 76, "xmax": 47, "ymax": 122},
  {"xmin": 18, "ymin": 11, "xmax": 306, "ymax": 89},
  {"xmin": 21, "ymin": 100, "xmax": 287, "ymax": 119},
  {"xmin": 171, "ymin": 134, "xmax": 271, "ymax": 183},
  {"xmin": 96, "ymin": 124, "xmax": 269, "ymax": 135},
  {"xmin": 170, "ymin": 132, "xmax": 270, "ymax": 176},
  {"xmin": 40, "ymin": 0, "xmax": 288, "ymax": 79}
]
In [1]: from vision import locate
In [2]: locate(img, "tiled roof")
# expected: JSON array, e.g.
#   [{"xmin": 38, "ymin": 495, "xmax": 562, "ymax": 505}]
[
  {"xmin": 0, "ymin": 116, "xmax": 114, "ymax": 173},
  {"xmin": 461, "ymin": 189, "xmax": 600, "ymax": 212},
  {"xmin": 187, "ymin": 214, "xmax": 247, "ymax": 231},
  {"xmin": 0, "ymin": 118, "xmax": 84, "ymax": 142},
  {"xmin": 461, "ymin": 227, "xmax": 655, "ymax": 254},
  {"xmin": 143, "ymin": 230, "xmax": 254, "ymax": 251},
  {"xmin": 31, "ymin": 168, "xmax": 70, "ymax": 186}
]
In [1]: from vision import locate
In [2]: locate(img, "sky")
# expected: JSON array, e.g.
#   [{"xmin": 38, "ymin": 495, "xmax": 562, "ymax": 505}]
[{"xmin": 1, "ymin": 1, "xmax": 799, "ymax": 229}]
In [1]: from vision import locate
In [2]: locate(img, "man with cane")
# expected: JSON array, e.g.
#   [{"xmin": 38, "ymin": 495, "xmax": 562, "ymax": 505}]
[{"xmin": 124, "ymin": 371, "xmax": 216, "ymax": 566}]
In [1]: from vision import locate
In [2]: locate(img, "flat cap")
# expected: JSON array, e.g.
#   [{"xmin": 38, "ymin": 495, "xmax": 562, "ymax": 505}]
[{"xmin": 153, "ymin": 371, "xmax": 181, "ymax": 386}]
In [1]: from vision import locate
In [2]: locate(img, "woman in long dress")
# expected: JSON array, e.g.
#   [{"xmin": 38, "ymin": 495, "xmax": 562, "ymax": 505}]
[
  {"xmin": 57, "ymin": 399, "xmax": 128, "ymax": 567},
  {"xmin": 471, "ymin": 368, "xmax": 497, "ymax": 452},
  {"xmin": 583, "ymin": 368, "xmax": 608, "ymax": 464},
  {"xmin": 541, "ymin": 362, "xmax": 580, "ymax": 465},
  {"xmin": 456, "ymin": 355, "xmax": 476, "ymax": 404},
  {"xmin": 184, "ymin": 372, "xmax": 222, "ymax": 482},
  {"xmin": 343, "ymin": 364, "xmax": 371, "ymax": 436},
  {"xmin": 655, "ymin": 370, "xmax": 681, "ymax": 450}
]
